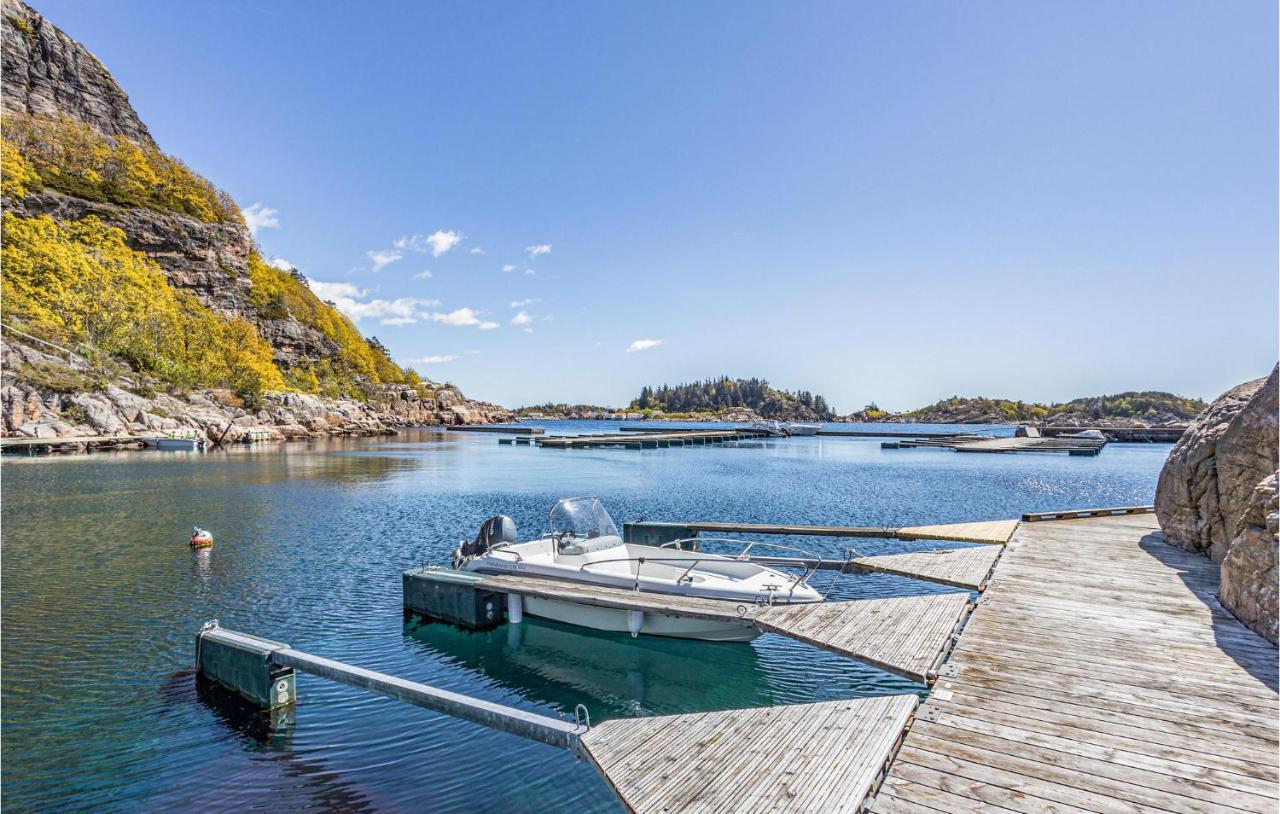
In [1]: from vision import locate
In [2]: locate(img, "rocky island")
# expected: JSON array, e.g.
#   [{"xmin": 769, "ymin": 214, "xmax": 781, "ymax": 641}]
[
  {"xmin": 0, "ymin": 0, "xmax": 511, "ymax": 448},
  {"xmin": 846, "ymin": 391, "xmax": 1204, "ymax": 427}
]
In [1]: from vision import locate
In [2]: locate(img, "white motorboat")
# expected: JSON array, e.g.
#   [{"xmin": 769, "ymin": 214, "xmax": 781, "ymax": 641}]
[
  {"xmin": 785, "ymin": 422, "xmax": 822, "ymax": 436},
  {"xmin": 749, "ymin": 419, "xmax": 790, "ymax": 437},
  {"xmin": 455, "ymin": 497, "xmax": 822, "ymax": 642}
]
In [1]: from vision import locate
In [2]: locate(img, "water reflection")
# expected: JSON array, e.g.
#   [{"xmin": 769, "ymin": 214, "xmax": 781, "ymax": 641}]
[{"xmin": 405, "ymin": 615, "xmax": 779, "ymax": 719}]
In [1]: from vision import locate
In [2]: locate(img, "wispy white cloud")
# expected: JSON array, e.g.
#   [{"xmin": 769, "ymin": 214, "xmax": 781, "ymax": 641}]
[
  {"xmin": 367, "ymin": 250, "xmax": 403, "ymax": 272},
  {"xmin": 511, "ymin": 311, "xmax": 534, "ymax": 326},
  {"xmin": 524, "ymin": 268, "xmax": 536, "ymax": 276},
  {"xmin": 501, "ymin": 264, "xmax": 518, "ymax": 273},
  {"xmin": 403, "ymin": 354, "xmax": 458, "ymax": 365},
  {"xmin": 426, "ymin": 307, "xmax": 500, "ymax": 330},
  {"xmin": 469, "ymin": 247, "xmax": 485, "ymax": 255},
  {"xmin": 509, "ymin": 298, "xmax": 541, "ymax": 308},
  {"xmin": 241, "ymin": 203, "xmax": 279, "ymax": 235},
  {"xmin": 307, "ymin": 278, "xmax": 439, "ymax": 325},
  {"xmin": 413, "ymin": 270, "xmax": 433, "ymax": 279},
  {"xmin": 396, "ymin": 230, "xmax": 463, "ymax": 257},
  {"xmin": 526, "ymin": 244, "xmax": 551, "ymax": 257},
  {"xmin": 266, "ymin": 257, "xmax": 294, "ymax": 271},
  {"xmin": 626, "ymin": 338, "xmax": 664, "ymax": 353}
]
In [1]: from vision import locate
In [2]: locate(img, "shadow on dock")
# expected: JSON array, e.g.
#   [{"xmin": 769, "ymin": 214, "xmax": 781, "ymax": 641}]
[{"xmin": 1139, "ymin": 531, "xmax": 1279, "ymax": 691}]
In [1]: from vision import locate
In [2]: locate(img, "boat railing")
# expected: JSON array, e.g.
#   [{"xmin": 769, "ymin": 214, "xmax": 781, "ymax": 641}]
[
  {"xmin": 487, "ymin": 544, "xmax": 524, "ymax": 563},
  {"xmin": 581, "ymin": 550, "xmax": 817, "ymax": 598},
  {"xmin": 667, "ymin": 536, "xmax": 827, "ymax": 596}
]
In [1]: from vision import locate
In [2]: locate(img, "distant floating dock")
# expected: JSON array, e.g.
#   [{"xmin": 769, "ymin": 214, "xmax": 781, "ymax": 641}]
[
  {"xmin": 536, "ymin": 428, "xmax": 769, "ymax": 449},
  {"xmin": 446, "ymin": 425, "xmax": 545, "ymax": 434},
  {"xmin": 884, "ymin": 434, "xmax": 1107, "ymax": 455}
]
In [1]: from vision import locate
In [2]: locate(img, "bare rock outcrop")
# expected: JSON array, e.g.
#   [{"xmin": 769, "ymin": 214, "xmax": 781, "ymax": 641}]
[
  {"xmin": 1155, "ymin": 367, "xmax": 1277, "ymax": 561},
  {"xmin": 1155, "ymin": 366, "xmax": 1278, "ymax": 644},
  {"xmin": 1, "ymin": 0, "xmax": 155, "ymax": 146},
  {"xmin": 1219, "ymin": 474, "xmax": 1278, "ymax": 643}
]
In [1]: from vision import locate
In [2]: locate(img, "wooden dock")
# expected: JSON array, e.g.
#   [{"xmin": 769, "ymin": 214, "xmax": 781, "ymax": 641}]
[
  {"xmin": 536, "ymin": 428, "xmax": 768, "ymax": 449},
  {"xmin": 581, "ymin": 694, "xmax": 918, "ymax": 814},
  {"xmin": 625, "ymin": 518, "xmax": 1019, "ymax": 546},
  {"xmin": 889, "ymin": 435, "xmax": 1107, "ymax": 455},
  {"xmin": 474, "ymin": 574, "xmax": 971, "ymax": 684},
  {"xmin": 871, "ymin": 512, "xmax": 1279, "ymax": 814},
  {"xmin": 0, "ymin": 434, "xmax": 146, "ymax": 453},
  {"xmin": 1037, "ymin": 424, "xmax": 1187, "ymax": 442},
  {"xmin": 445, "ymin": 425, "xmax": 545, "ymax": 434}
]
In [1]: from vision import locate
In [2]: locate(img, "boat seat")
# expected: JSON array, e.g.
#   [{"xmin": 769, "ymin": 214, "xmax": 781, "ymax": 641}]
[{"xmin": 561, "ymin": 534, "xmax": 624, "ymax": 556}]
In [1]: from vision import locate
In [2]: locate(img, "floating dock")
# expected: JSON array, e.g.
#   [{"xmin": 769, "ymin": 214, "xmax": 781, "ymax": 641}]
[
  {"xmin": 197, "ymin": 507, "xmax": 1277, "ymax": 814},
  {"xmin": 623, "ymin": 518, "xmax": 1020, "ymax": 546},
  {"xmin": 886, "ymin": 434, "xmax": 1107, "ymax": 455},
  {"xmin": 0, "ymin": 435, "xmax": 146, "ymax": 454},
  {"xmin": 1037, "ymin": 424, "xmax": 1187, "ymax": 442},
  {"xmin": 536, "ymin": 428, "xmax": 769, "ymax": 449},
  {"xmin": 445, "ymin": 425, "xmax": 545, "ymax": 434},
  {"xmin": 870, "ymin": 512, "xmax": 1278, "ymax": 814}
]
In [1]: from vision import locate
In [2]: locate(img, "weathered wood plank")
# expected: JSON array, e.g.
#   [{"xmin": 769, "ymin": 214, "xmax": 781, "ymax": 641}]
[
  {"xmin": 873, "ymin": 514, "xmax": 1279, "ymax": 814},
  {"xmin": 895, "ymin": 519, "xmax": 1019, "ymax": 545},
  {"xmin": 755, "ymin": 593, "xmax": 971, "ymax": 683},
  {"xmin": 850, "ymin": 546, "xmax": 1002, "ymax": 590},
  {"xmin": 581, "ymin": 695, "xmax": 917, "ymax": 814}
]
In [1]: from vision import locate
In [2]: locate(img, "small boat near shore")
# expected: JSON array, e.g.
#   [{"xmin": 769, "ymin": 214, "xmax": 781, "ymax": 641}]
[
  {"xmin": 143, "ymin": 433, "xmax": 207, "ymax": 451},
  {"xmin": 454, "ymin": 497, "xmax": 821, "ymax": 641},
  {"xmin": 785, "ymin": 422, "xmax": 822, "ymax": 435},
  {"xmin": 749, "ymin": 419, "xmax": 790, "ymax": 437}
]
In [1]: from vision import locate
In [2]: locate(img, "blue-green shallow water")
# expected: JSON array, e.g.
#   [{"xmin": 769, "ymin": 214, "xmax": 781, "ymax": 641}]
[{"xmin": 1, "ymin": 423, "xmax": 1168, "ymax": 812}]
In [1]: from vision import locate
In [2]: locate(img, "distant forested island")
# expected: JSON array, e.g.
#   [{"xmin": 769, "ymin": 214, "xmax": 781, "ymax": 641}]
[
  {"xmin": 515, "ymin": 386, "xmax": 1204, "ymax": 426},
  {"xmin": 633, "ymin": 377, "xmax": 836, "ymax": 421},
  {"xmin": 848, "ymin": 391, "xmax": 1205, "ymax": 426}
]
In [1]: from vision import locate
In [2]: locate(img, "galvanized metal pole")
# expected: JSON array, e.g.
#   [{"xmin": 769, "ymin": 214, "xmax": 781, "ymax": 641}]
[{"xmin": 270, "ymin": 647, "xmax": 584, "ymax": 750}]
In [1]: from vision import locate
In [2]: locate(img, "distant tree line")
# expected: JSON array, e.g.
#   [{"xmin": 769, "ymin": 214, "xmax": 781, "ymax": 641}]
[{"xmin": 631, "ymin": 377, "xmax": 835, "ymax": 420}]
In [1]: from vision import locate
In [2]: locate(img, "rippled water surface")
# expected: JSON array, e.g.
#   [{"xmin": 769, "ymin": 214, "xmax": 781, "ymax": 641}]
[{"xmin": 2, "ymin": 422, "xmax": 1168, "ymax": 812}]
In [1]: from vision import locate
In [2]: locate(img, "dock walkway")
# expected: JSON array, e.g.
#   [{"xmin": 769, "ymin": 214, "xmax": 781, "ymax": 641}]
[{"xmin": 872, "ymin": 513, "xmax": 1279, "ymax": 814}]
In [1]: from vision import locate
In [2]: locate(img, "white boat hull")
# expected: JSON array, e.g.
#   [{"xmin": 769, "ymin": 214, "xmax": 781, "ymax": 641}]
[
  {"xmin": 523, "ymin": 596, "xmax": 760, "ymax": 642},
  {"xmin": 786, "ymin": 424, "xmax": 822, "ymax": 436}
]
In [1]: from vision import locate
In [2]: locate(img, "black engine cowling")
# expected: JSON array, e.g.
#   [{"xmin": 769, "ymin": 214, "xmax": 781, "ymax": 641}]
[{"xmin": 462, "ymin": 515, "xmax": 518, "ymax": 558}]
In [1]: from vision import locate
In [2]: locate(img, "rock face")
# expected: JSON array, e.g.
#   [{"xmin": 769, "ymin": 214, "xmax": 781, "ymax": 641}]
[
  {"xmin": 1, "ymin": 0, "xmax": 155, "ymax": 146},
  {"xmin": 9, "ymin": 190, "xmax": 257, "ymax": 318},
  {"xmin": 1, "ymin": 339, "xmax": 514, "ymax": 441},
  {"xmin": 1155, "ymin": 366, "xmax": 1278, "ymax": 644},
  {"xmin": 1, "ymin": 1, "xmax": 510, "ymax": 423},
  {"xmin": 1219, "ymin": 474, "xmax": 1278, "ymax": 644},
  {"xmin": 1155, "ymin": 367, "xmax": 1277, "ymax": 561}
]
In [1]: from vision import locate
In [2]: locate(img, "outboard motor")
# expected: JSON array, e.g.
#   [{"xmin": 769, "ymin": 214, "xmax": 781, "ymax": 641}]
[{"xmin": 462, "ymin": 515, "xmax": 518, "ymax": 560}]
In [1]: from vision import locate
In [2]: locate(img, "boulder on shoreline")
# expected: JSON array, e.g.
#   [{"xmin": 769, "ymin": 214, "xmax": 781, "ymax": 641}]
[{"xmin": 1155, "ymin": 365, "xmax": 1278, "ymax": 643}]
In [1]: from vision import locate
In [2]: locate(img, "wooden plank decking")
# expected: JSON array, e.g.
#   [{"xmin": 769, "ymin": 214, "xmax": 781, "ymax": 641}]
[
  {"xmin": 872, "ymin": 513, "xmax": 1280, "ymax": 814},
  {"xmin": 581, "ymin": 694, "xmax": 918, "ymax": 814},
  {"xmin": 848, "ymin": 546, "xmax": 1002, "ymax": 590},
  {"xmin": 475, "ymin": 574, "xmax": 971, "ymax": 683}
]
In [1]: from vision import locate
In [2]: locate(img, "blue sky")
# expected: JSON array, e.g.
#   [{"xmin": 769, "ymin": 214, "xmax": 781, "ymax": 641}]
[{"xmin": 34, "ymin": 1, "xmax": 1278, "ymax": 411}]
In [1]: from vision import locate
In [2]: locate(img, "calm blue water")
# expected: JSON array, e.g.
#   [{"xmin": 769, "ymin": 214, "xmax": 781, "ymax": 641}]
[{"xmin": 1, "ymin": 422, "xmax": 1169, "ymax": 812}]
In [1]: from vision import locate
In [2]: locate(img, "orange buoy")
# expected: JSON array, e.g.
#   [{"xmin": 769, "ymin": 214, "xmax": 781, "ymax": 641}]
[{"xmin": 190, "ymin": 527, "xmax": 214, "ymax": 548}]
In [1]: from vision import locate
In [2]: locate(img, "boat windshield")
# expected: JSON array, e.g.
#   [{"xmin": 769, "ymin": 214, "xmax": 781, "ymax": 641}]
[{"xmin": 548, "ymin": 497, "xmax": 619, "ymax": 540}]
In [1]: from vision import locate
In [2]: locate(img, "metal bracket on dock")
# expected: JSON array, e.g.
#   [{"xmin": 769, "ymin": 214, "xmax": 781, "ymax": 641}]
[{"xmin": 194, "ymin": 623, "xmax": 588, "ymax": 751}]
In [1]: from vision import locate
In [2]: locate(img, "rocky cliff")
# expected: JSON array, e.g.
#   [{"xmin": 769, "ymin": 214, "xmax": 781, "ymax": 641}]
[
  {"xmin": 1155, "ymin": 366, "xmax": 1278, "ymax": 643},
  {"xmin": 2, "ymin": 0, "xmax": 154, "ymax": 145},
  {"xmin": 1, "ymin": 0, "xmax": 513, "ymax": 439}
]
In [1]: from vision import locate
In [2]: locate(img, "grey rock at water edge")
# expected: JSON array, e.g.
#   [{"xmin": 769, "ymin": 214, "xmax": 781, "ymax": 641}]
[{"xmin": 1155, "ymin": 365, "xmax": 1279, "ymax": 644}]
